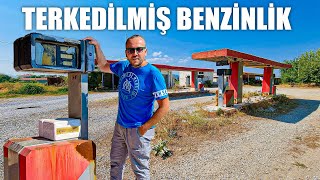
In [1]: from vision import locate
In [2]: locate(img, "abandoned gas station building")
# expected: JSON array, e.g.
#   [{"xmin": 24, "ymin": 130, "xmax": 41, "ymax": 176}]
[
  {"xmin": 192, "ymin": 48, "xmax": 292, "ymax": 104},
  {"xmin": 99, "ymin": 60, "xmax": 214, "ymax": 90},
  {"xmin": 98, "ymin": 48, "xmax": 290, "ymax": 96}
]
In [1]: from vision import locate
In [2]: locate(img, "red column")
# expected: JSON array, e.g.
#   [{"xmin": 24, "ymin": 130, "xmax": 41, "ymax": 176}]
[
  {"xmin": 191, "ymin": 71, "xmax": 195, "ymax": 88},
  {"xmin": 190, "ymin": 71, "xmax": 197, "ymax": 91},
  {"xmin": 229, "ymin": 62, "xmax": 243, "ymax": 103},
  {"xmin": 262, "ymin": 67, "xmax": 274, "ymax": 94}
]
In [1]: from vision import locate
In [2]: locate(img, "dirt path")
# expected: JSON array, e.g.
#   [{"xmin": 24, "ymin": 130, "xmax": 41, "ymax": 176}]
[{"xmin": 150, "ymin": 87, "xmax": 320, "ymax": 179}]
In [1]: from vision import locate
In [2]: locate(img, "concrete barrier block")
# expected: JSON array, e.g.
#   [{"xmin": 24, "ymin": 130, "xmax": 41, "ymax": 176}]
[{"xmin": 39, "ymin": 118, "xmax": 81, "ymax": 141}]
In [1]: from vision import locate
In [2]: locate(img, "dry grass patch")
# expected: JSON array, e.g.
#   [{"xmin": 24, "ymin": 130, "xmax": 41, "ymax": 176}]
[
  {"xmin": 242, "ymin": 91, "xmax": 261, "ymax": 99},
  {"xmin": 304, "ymin": 135, "xmax": 320, "ymax": 149},
  {"xmin": 295, "ymin": 134, "xmax": 320, "ymax": 149},
  {"xmin": 153, "ymin": 107, "xmax": 247, "ymax": 159},
  {"xmin": 293, "ymin": 161, "xmax": 307, "ymax": 169},
  {"xmin": 289, "ymin": 132, "xmax": 320, "ymax": 158},
  {"xmin": 293, "ymin": 132, "xmax": 320, "ymax": 149},
  {"xmin": 89, "ymin": 97, "xmax": 118, "ymax": 107},
  {"xmin": 240, "ymin": 94, "xmax": 298, "ymax": 117}
]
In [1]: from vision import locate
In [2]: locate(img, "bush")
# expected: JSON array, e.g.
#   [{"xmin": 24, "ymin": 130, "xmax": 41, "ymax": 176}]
[
  {"xmin": 152, "ymin": 140, "xmax": 173, "ymax": 159},
  {"xmin": 57, "ymin": 87, "xmax": 68, "ymax": 93},
  {"xmin": 216, "ymin": 108, "xmax": 224, "ymax": 116},
  {"xmin": 203, "ymin": 80, "xmax": 213, "ymax": 87},
  {"xmin": 17, "ymin": 84, "xmax": 45, "ymax": 94},
  {"xmin": 89, "ymin": 72, "xmax": 102, "ymax": 90},
  {"xmin": 0, "ymin": 74, "xmax": 13, "ymax": 83}
]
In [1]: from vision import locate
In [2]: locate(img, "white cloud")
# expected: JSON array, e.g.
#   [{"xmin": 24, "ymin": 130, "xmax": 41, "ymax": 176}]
[
  {"xmin": 152, "ymin": 51, "xmax": 162, "ymax": 57},
  {"xmin": 148, "ymin": 51, "xmax": 174, "ymax": 63},
  {"xmin": 177, "ymin": 57, "xmax": 192, "ymax": 64},
  {"xmin": 148, "ymin": 57, "xmax": 173, "ymax": 64},
  {"xmin": 148, "ymin": 53, "xmax": 194, "ymax": 66}
]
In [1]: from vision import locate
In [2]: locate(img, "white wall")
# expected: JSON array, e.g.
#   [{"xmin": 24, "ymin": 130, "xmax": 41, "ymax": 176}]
[{"xmin": 179, "ymin": 71, "xmax": 191, "ymax": 87}]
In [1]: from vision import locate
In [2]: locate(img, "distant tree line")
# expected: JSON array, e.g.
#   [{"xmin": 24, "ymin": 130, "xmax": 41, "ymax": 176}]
[
  {"xmin": 281, "ymin": 49, "xmax": 320, "ymax": 85},
  {"xmin": 0, "ymin": 74, "xmax": 18, "ymax": 83}
]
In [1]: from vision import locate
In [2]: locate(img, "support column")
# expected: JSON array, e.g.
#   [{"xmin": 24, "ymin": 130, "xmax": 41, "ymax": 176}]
[
  {"xmin": 190, "ymin": 71, "xmax": 198, "ymax": 91},
  {"xmin": 112, "ymin": 73, "xmax": 115, "ymax": 90},
  {"xmin": 262, "ymin": 67, "xmax": 274, "ymax": 95},
  {"xmin": 101, "ymin": 73, "xmax": 104, "ymax": 87},
  {"xmin": 218, "ymin": 75, "xmax": 224, "ymax": 107},
  {"xmin": 229, "ymin": 62, "xmax": 243, "ymax": 103},
  {"xmin": 168, "ymin": 71, "xmax": 172, "ymax": 88},
  {"xmin": 68, "ymin": 72, "xmax": 89, "ymax": 140}
]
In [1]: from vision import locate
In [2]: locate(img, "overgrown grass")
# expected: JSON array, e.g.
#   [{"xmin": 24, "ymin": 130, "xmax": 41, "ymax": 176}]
[
  {"xmin": 0, "ymin": 82, "xmax": 68, "ymax": 98},
  {"xmin": 152, "ymin": 94, "xmax": 298, "ymax": 159},
  {"xmin": 280, "ymin": 83, "xmax": 320, "ymax": 88},
  {"xmin": 240, "ymin": 94, "xmax": 298, "ymax": 117},
  {"xmin": 153, "ymin": 107, "xmax": 244, "ymax": 159},
  {"xmin": 242, "ymin": 91, "xmax": 261, "ymax": 98}
]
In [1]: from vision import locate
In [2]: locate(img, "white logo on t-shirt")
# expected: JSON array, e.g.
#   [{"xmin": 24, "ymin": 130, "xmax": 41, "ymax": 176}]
[
  {"xmin": 120, "ymin": 72, "xmax": 139, "ymax": 100},
  {"xmin": 122, "ymin": 79, "xmax": 132, "ymax": 93},
  {"xmin": 153, "ymin": 89, "xmax": 168, "ymax": 99}
]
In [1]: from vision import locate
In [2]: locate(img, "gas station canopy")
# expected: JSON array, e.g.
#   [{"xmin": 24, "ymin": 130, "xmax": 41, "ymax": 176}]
[{"xmin": 192, "ymin": 48, "xmax": 292, "ymax": 69}]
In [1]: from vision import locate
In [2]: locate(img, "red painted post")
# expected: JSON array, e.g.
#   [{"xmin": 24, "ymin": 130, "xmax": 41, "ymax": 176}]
[
  {"xmin": 229, "ymin": 62, "xmax": 243, "ymax": 103},
  {"xmin": 4, "ymin": 138, "xmax": 96, "ymax": 180},
  {"xmin": 190, "ymin": 71, "xmax": 198, "ymax": 91},
  {"xmin": 223, "ymin": 90, "xmax": 234, "ymax": 107},
  {"xmin": 262, "ymin": 67, "xmax": 274, "ymax": 94},
  {"xmin": 191, "ymin": 71, "xmax": 195, "ymax": 89}
]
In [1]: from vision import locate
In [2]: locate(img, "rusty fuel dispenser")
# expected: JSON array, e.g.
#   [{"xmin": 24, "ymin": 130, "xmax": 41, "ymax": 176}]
[{"xmin": 4, "ymin": 33, "xmax": 96, "ymax": 179}]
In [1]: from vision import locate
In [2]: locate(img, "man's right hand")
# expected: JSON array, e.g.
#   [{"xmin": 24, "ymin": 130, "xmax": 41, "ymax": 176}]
[
  {"xmin": 84, "ymin": 37, "xmax": 99, "ymax": 47},
  {"xmin": 83, "ymin": 37, "xmax": 112, "ymax": 73}
]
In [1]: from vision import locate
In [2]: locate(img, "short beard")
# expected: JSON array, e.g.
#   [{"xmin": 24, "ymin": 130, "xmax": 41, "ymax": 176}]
[{"xmin": 131, "ymin": 58, "xmax": 144, "ymax": 68}]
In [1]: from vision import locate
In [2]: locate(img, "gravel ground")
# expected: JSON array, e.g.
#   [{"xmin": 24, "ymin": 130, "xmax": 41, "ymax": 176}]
[
  {"xmin": 0, "ymin": 87, "xmax": 319, "ymax": 179},
  {"xmin": 150, "ymin": 86, "xmax": 320, "ymax": 179},
  {"xmin": 0, "ymin": 91, "xmax": 214, "ymax": 179}
]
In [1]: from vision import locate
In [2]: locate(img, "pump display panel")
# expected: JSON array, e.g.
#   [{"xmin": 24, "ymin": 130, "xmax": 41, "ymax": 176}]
[
  {"xmin": 35, "ymin": 40, "xmax": 79, "ymax": 68},
  {"xmin": 14, "ymin": 33, "xmax": 94, "ymax": 73}
]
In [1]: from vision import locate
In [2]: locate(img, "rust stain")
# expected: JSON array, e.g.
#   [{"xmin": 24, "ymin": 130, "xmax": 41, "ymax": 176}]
[{"xmin": 75, "ymin": 140, "xmax": 96, "ymax": 162}]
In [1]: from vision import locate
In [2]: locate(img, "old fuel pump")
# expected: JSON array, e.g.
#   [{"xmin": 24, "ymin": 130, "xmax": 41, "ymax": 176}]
[
  {"xmin": 4, "ymin": 33, "xmax": 96, "ymax": 179},
  {"xmin": 217, "ymin": 68, "xmax": 234, "ymax": 107}
]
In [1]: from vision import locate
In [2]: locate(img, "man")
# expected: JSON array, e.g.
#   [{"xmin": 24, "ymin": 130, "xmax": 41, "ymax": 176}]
[{"xmin": 85, "ymin": 35, "xmax": 169, "ymax": 180}]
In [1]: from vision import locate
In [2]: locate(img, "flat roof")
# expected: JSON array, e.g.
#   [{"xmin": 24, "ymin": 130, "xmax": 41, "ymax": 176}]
[
  {"xmin": 243, "ymin": 72, "xmax": 263, "ymax": 77},
  {"xmin": 106, "ymin": 60, "xmax": 214, "ymax": 72},
  {"xmin": 192, "ymin": 49, "xmax": 292, "ymax": 69}
]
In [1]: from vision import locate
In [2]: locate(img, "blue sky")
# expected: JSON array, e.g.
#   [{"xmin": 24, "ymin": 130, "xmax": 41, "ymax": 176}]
[{"xmin": 0, "ymin": 0, "xmax": 319, "ymax": 77}]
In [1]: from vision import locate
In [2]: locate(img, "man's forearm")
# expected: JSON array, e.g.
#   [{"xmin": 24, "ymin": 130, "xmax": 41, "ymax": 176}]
[
  {"xmin": 94, "ymin": 44, "xmax": 112, "ymax": 73},
  {"xmin": 144, "ymin": 106, "xmax": 169, "ymax": 130},
  {"xmin": 95, "ymin": 44, "xmax": 106, "ymax": 67},
  {"xmin": 141, "ymin": 98, "xmax": 170, "ymax": 133}
]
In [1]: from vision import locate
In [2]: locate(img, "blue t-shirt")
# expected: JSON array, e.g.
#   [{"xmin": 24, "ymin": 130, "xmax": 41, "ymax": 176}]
[{"xmin": 110, "ymin": 61, "xmax": 168, "ymax": 128}]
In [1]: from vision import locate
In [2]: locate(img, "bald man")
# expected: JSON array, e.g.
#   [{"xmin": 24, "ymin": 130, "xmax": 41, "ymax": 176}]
[{"xmin": 85, "ymin": 35, "xmax": 169, "ymax": 180}]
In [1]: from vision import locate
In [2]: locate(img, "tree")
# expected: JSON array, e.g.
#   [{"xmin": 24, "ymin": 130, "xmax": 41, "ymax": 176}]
[
  {"xmin": 281, "ymin": 49, "xmax": 320, "ymax": 85},
  {"xmin": 88, "ymin": 72, "xmax": 102, "ymax": 90},
  {"xmin": 0, "ymin": 74, "xmax": 13, "ymax": 83}
]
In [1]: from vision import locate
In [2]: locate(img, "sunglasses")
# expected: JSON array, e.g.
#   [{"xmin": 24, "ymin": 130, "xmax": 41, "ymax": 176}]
[{"xmin": 126, "ymin": 47, "xmax": 146, "ymax": 54}]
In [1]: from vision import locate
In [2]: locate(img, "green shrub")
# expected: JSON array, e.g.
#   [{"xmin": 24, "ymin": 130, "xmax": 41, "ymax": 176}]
[
  {"xmin": 203, "ymin": 80, "xmax": 213, "ymax": 87},
  {"xmin": 216, "ymin": 108, "xmax": 224, "ymax": 116},
  {"xmin": 17, "ymin": 84, "xmax": 45, "ymax": 94},
  {"xmin": 272, "ymin": 94, "xmax": 289, "ymax": 104},
  {"xmin": 57, "ymin": 87, "xmax": 68, "ymax": 93},
  {"xmin": 152, "ymin": 140, "xmax": 173, "ymax": 159}
]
